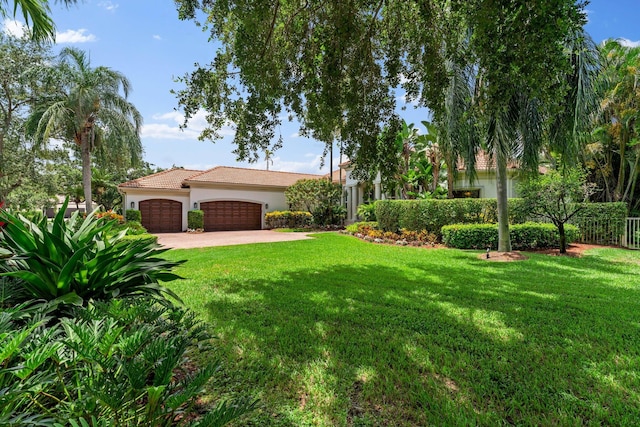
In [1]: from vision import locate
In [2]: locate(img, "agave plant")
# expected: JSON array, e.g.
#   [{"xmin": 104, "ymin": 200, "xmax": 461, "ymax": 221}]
[{"xmin": 0, "ymin": 199, "xmax": 184, "ymax": 306}]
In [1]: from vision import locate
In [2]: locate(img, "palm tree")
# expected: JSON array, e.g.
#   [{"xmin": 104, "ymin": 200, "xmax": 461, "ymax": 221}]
[
  {"xmin": 263, "ymin": 148, "xmax": 274, "ymax": 170},
  {"xmin": 28, "ymin": 47, "xmax": 143, "ymax": 213},
  {"xmin": 2, "ymin": 0, "xmax": 79, "ymax": 42}
]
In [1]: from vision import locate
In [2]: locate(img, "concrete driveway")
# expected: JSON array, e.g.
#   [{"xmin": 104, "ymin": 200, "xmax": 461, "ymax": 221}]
[{"xmin": 155, "ymin": 230, "xmax": 313, "ymax": 249}]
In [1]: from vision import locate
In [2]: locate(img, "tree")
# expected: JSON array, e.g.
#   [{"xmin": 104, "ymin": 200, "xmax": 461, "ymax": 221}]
[
  {"xmin": 264, "ymin": 148, "xmax": 274, "ymax": 171},
  {"xmin": 285, "ymin": 178, "xmax": 344, "ymax": 226},
  {"xmin": 28, "ymin": 47, "xmax": 143, "ymax": 213},
  {"xmin": 175, "ymin": 0, "xmax": 587, "ymax": 251},
  {"xmin": 587, "ymin": 39, "xmax": 640, "ymax": 213},
  {"xmin": 1, "ymin": 0, "xmax": 79, "ymax": 42},
  {"xmin": 0, "ymin": 32, "xmax": 55, "ymax": 202},
  {"xmin": 518, "ymin": 168, "xmax": 595, "ymax": 254}
]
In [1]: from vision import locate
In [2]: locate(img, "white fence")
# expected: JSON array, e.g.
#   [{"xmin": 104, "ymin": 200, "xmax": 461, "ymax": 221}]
[
  {"xmin": 624, "ymin": 218, "xmax": 640, "ymax": 249},
  {"xmin": 574, "ymin": 217, "xmax": 639, "ymax": 249}
]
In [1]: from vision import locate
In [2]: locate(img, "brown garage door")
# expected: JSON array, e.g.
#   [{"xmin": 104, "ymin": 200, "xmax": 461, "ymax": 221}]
[
  {"xmin": 139, "ymin": 199, "xmax": 182, "ymax": 233},
  {"xmin": 201, "ymin": 201, "xmax": 262, "ymax": 231}
]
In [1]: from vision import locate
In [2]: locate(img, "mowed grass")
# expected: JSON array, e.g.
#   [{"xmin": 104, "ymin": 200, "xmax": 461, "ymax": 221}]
[{"xmin": 164, "ymin": 233, "xmax": 640, "ymax": 426}]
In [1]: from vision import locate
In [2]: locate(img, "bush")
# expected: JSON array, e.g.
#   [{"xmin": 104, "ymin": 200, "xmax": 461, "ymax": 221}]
[
  {"xmin": 125, "ymin": 209, "xmax": 142, "ymax": 222},
  {"xmin": 345, "ymin": 221, "xmax": 378, "ymax": 234},
  {"xmin": 441, "ymin": 222, "xmax": 579, "ymax": 250},
  {"xmin": 357, "ymin": 203, "xmax": 377, "ymax": 221},
  {"xmin": 0, "ymin": 297, "xmax": 257, "ymax": 425},
  {"xmin": 570, "ymin": 202, "xmax": 627, "ymax": 245},
  {"xmin": 120, "ymin": 233, "xmax": 158, "ymax": 245},
  {"xmin": 375, "ymin": 199, "xmax": 531, "ymax": 237},
  {"xmin": 188, "ymin": 209, "xmax": 204, "ymax": 230},
  {"xmin": 265, "ymin": 211, "xmax": 313, "ymax": 229},
  {"xmin": 111, "ymin": 220, "xmax": 148, "ymax": 236},
  {"xmin": 95, "ymin": 210, "xmax": 124, "ymax": 224},
  {"xmin": 0, "ymin": 200, "xmax": 182, "ymax": 307},
  {"xmin": 312, "ymin": 204, "xmax": 346, "ymax": 227}
]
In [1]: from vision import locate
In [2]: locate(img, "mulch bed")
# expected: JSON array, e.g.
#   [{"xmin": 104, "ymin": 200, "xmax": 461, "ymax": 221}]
[{"xmin": 479, "ymin": 243, "xmax": 612, "ymax": 262}]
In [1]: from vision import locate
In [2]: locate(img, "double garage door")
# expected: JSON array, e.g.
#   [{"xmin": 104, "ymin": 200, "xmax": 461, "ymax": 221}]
[
  {"xmin": 139, "ymin": 199, "xmax": 263, "ymax": 233},
  {"xmin": 201, "ymin": 201, "xmax": 262, "ymax": 231}
]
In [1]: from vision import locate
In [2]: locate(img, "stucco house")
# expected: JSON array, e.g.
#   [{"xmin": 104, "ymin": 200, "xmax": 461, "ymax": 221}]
[
  {"xmin": 341, "ymin": 152, "xmax": 525, "ymax": 223},
  {"xmin": 118, "ymin": 166, "xmax": 331, "ymax": 233}
]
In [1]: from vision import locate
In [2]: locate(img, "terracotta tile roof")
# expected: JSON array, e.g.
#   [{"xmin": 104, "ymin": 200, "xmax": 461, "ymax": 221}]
[
  {"xmin": 118, "ymin": 168, "xmax": 201, "ymax": 190},
  {"xmin": 184, "ymin": 166, "xmax": 325, "ymax": 187},
  {"xmin": 457, "ymin": 151, "xmax": 519, "ymax": 171},
  {"xmin": 324, "ymin": 169, "xmax": 346, "ymax": 184}
]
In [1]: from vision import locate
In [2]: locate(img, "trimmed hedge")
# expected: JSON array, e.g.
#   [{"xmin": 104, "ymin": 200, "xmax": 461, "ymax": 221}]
[
  {"xmin": 187, "ymin": 209, "xmax": 204, "ymax": 230},
  {"xmin": 125, "ymin": 209, "xmax": 142, "ymax": 222},
  {"xmin": 442, "ymin": 222, "xmax": 579, "ymax": 250},
  {"xmin": 265, "ymin": 210, "xmax": 312, "ymax": 229},
  {"xmin": 120, "ymin": 234, "xmax": 158, "ymax": 245},
  {"xmin": 375, "ymin": 199, "xmax": 531, "ymax": 236}
]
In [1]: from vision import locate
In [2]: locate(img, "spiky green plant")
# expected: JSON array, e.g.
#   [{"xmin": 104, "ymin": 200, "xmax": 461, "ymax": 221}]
[{"xmin": 0, "ymin": 199, "xmax": 184, "ymax": 306}]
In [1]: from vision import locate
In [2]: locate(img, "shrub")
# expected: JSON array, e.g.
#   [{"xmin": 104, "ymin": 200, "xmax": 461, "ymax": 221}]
[
  {"xmin": 441, "ymin": 222, "xmax": 579, "ymax": 250},
  {"xmin": 94, "ymin": 210, "xmax": 124, "ymax": 224},
  {"xmin": 0, "ymin": 297, "xmax": 257, "ymax": 425},
  {"xmin": 345, "ymin": 221, "xmax": 378, "ymax": 234},
  {"xmin": 125, "ymin": 209, "xmax": 142, "ymax": 222},
  {"xmin": 375, "ymin": 199, "xmax": 532, "ymax": 237},
  {"xmin": 111, "ymin": 220, "xmax": 148, "ymax": 236},
  {"xmin": 188, "ymin": 209, "xmax": 204, "ymax": 230},
  {"xmin": 120, "ymin": 233, "xmax": 158, "ymax": 245},
  {"xmin": 312, "ymin": 204, "xmax": 346, "ymax": 227},
  {"xmin": 357, "ymin": 203, "xmax": 377, "ymax": 221},
  {"xmin": 0, "ymin": 200, "xmax": 182, "ymax": 307},
  {"xmin": 570, "ymin": 202, "xmax": 627, "ymax": 245},
  {"xmin": 265, "ymin": 211, "xmax": 312, "ymax": 229}
]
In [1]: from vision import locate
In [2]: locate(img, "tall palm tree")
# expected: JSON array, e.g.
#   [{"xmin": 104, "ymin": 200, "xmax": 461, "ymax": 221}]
[
  {"xmin": 2, "ymin": 0, "xmax": 79, "ymax": 42},
  {"xmin": 28, "ymin": 47, "xmax": 143, "ymax": 213}
]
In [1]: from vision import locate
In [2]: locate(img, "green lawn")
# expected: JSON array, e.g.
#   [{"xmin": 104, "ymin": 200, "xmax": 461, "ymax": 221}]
[{"xmin": 164, "ymin": 233, "xmax": 640, "ymax": 426}]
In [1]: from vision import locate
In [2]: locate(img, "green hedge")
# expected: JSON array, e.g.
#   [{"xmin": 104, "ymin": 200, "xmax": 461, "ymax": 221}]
[
  {"xmin": 375, "ymin": 199, "xmax": 531, "ymax": 236},
  {"xmin": 441, "ymin": 222, "xmax": 579, "ymax": 250},
  {"xmin": 125, "ymin": 209, "xmax": 141, "ymax": 222},
  {"xmin": 265, "ymin": 210, "xmax": 312, "ymax": 229},
  {"xmin": 187, "ymin": 209, "xmax": 204, "ymax": 230},
  {"xmin": 120, "ymin": 234, "xmax": 158, "ymax": 245}
]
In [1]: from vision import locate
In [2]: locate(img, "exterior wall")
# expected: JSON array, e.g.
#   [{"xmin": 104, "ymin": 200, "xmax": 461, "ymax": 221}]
[
  {"xmin": 122, "ymin": 190, "xmax": 191, "ymax": 231},
  {"xmin": 454, "ymin": 171, "xmax": 519, "ymax": 198},
  {"xmin": 122, "ymin": 185, "xmax": 289, "ymax": 231}
]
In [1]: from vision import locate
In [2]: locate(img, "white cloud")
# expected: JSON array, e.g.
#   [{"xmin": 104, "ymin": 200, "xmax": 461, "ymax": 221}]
[
  {"xmin": 98, "ymin": 1, "xmax": 119, "ymax": 12},
  {"xmin": 2, "ymin": 20, "xmax": 26, "ymax": 38},
  {"xmin": 397, "ymin": 92, "xmax": 420, "ymax": 107},
  {"xmin": 56, "ymin": 29, "xmax": 97, "ymax": 43},
  {"xmin": 619, "ymin": 38, "xmax": 640, "ymax": 48},
  {"xmin": 145, "ymin": 109, "xmax": 235, "ymax": 140},
  {"xmin": 153, "ymin": 34, "xmax": 162, "ymax": 40}
]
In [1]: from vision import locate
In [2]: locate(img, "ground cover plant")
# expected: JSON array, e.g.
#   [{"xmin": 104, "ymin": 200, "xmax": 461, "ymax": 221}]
[{"xmin": 164, "ymin": 233, "xmax": 640, "ymax": 426}]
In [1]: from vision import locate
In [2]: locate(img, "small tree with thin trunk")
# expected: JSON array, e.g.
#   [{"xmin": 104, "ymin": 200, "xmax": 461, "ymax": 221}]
[{"xmin": 518, "ymin": 168, "xmax": 596, "ymax": 253}]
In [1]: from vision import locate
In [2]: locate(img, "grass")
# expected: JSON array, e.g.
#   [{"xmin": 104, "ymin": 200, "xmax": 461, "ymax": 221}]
[{"xmin": 164, "ymin": 233, "xmax": 640, "ymax": 426}]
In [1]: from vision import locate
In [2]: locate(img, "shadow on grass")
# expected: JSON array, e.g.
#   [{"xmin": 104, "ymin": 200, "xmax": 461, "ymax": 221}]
[{"xmin": 201, "ymin": 250, "xmax": 640, "ymax": 426}]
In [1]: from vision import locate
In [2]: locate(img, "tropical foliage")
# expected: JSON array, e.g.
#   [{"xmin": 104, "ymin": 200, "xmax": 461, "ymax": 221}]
[
  {"xmin": 0, "ymin": 297, "xmax": 257, "ymax": 426},
  {"xmin": 284, "ymin": 178, "xmax": 345, "ymax": 226},
  {"xmin": 0, "ymin": 200, "xmax": 183, "ymax": 307}
]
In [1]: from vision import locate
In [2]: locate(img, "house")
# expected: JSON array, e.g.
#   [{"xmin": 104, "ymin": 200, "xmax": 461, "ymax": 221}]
[
  {"xmin": 118, "ymin": 166, "xmax": 331, "ymax": 233},
  {"xmin": 340, "ymin": 152, "xmax": 525, "ymax": 223}
]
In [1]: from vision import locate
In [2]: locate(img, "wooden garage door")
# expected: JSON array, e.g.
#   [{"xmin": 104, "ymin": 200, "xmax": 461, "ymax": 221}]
[
  {"xmin": 201, "ymin": 201, "xmax": 262, "ymax": 231},
  {"xmin": 139, "ymin": 199, "xmax": 182, "ymax": 233}
]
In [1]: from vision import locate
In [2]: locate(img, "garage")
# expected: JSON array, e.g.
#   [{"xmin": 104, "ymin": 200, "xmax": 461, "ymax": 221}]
[
  {"xmin": 139, "ymin": 199, "xmax": 183, "ymax": 233},
  {"xmin": 201, "ymin": 201, "xmax": 262, "ymax": 231}
]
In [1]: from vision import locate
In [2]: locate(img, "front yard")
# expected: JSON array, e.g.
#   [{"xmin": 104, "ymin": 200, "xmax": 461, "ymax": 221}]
[{"xmin": 165, "ymin": 233, "xmax": 640, "ymax": 426}]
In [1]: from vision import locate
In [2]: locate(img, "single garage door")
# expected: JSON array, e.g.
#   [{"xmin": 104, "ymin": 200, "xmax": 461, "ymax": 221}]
[
  {"xmin": 139, "ymin": 199, "xmax": 182, "ymax": 233},
  {"xmin": 201, "ymin": 201, "xmax": 262, "ymax": 231}
]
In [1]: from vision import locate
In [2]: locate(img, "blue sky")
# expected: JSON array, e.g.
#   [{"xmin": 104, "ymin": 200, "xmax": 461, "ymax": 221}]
[{"xmin": 3, "ymin": 0, "xmax": 640, "ymax": 175}]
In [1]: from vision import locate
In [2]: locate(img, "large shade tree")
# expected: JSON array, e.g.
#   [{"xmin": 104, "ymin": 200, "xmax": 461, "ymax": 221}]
[
  {"xmin": 175, "ymin": 0, "xmax": 587, "ymax": 251},
  {"xmin": 28, "ymin": 47, "xmax": 143, "ymax": 213}
]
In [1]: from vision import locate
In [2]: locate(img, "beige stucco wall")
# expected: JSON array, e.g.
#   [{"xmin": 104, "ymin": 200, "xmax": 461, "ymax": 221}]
[
  {"xmin": 121, "ymin": 184, "xmax": 289, "ymax": 231},
  {"xmin": 454, "ymin": 171, "xmax": 518, "ymax": 198}
]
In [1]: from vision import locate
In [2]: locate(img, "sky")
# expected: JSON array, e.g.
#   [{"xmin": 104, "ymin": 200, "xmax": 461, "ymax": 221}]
[{"xmin": 2, "ymin": 0, "xmax": 640, "ymax": 175}]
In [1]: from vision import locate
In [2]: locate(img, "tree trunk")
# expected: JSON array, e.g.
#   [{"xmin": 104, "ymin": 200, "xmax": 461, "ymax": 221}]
[
  {"xmin": 496, "ymin": 150, "xmax": 511, "ymax": 252},
  {"xmin": 81, "ymin": 134, "xmax": 93, "ymax": 214},
  {"xmin": 446, "ymin": 156, "xmax": 454, "ymax": 198},
  {"xmin": 558, "ymin": 222, "xmax": 567, "ymax": 254}
]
